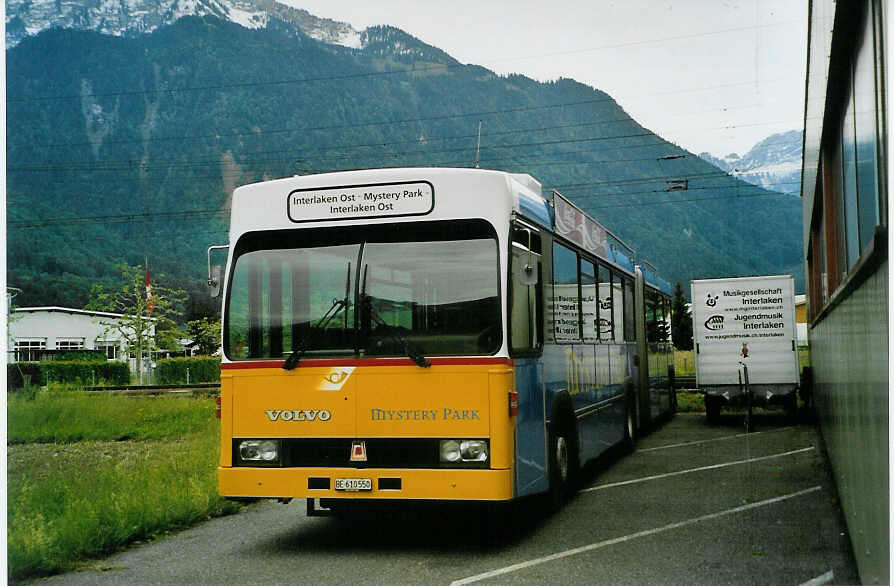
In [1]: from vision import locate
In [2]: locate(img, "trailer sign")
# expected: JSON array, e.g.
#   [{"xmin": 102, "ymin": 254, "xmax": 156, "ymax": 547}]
[
  {"xmin": 691, "ymin": 275, "xmax": 798, "ymax": 387},
  {"xmin": 696, "ymin": 284, "xmax": 790, "ymax": 341}
]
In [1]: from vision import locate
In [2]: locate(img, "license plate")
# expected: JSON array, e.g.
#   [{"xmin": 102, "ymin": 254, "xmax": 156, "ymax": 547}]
[{"xmin": 335, "ymin": 478, "xmax": 372, "ymax": 492}]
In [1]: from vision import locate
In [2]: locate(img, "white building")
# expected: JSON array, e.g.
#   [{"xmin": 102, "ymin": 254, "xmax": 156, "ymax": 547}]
[{"xmin": 8, "ymin": 306, "xmax": 155, "ymax": 364}]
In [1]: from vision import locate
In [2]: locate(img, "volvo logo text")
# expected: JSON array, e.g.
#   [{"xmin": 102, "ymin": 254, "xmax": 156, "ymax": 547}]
[{"xmin": 265, "ymin": 409, "xmax": 332, "ymax": 422}]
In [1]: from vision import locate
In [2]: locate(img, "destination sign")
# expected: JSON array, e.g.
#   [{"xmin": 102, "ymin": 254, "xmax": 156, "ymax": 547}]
[{"xmin": 287, "ymin": 181, "xmax": 434, "ymax": 223}]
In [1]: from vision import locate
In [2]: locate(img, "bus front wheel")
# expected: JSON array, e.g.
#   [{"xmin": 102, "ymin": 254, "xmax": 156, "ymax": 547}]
[{"xmin": 546, "ymin": 410, "xmax": 578, "ymax": 511}]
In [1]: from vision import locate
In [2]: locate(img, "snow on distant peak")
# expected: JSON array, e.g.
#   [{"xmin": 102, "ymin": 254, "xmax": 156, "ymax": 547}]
[
  {"xmin": 336, "ymin": 29, "xmax": 362, "ymax": 49},
  {"xmin": 301, "ymin": 18, "xmax": 361, "ymax": 48},
  {"xmin": 5, "ymin": 0, "xmax": 362, "ymax": 48},
  {"xmin": 699, "ymin": 130, "xmax": 802, "ymax": 195},
  {"xmin": 226, "ymin": 4, "xmax": 268, "ymax": 29}
]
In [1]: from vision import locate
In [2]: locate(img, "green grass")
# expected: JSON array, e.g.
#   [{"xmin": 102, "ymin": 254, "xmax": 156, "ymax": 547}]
[
  {"xmin": 676, "ymin": 391, "xmax": 704, "ymax": 412},
  {"xmin": 676, "ymin": 348, "xmax": 811, "ymax": 378},
  {"xmin": 8, "ymin": 389, "xmax": 214, "ymax": 444},
  {"xmin": 798, "ymin": 347, "xmax": 811, "ymax": 370},
  {"xmin": 7, "ymin": 391, "xmax": 239, "ymax": 580},
  {"xmin": 674, "ymin": 350, "xmax": 695, "ymax": 376}
]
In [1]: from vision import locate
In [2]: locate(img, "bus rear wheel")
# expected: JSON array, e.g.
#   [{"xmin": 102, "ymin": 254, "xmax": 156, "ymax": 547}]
[{"xmin": 623, "ymin": 397, "xmax": 636, "ymax": 451}]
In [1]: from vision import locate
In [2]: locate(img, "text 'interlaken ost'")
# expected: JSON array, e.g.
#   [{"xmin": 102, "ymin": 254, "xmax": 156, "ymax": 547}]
[{"xmin": 288, "ymin": 182, "xmax": 434, "ymax": 222}]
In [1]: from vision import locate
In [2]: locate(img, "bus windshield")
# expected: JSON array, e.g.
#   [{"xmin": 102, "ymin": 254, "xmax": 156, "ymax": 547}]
[{"xmin": 225, "ymin": 219, "xmax": 501, "ymax": 360}]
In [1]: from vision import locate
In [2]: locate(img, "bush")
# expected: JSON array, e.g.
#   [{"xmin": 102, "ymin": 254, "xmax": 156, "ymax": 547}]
[
  {"xmin": 8, "ymin": 361, "xmax": 130, "ymax": 389},
  {"xmin": 155, "ymin": 357, "xmax": 221, "ymax": 385},
  {"xmin": 42, "ymin": 361, "xmax": 130, "ymax": 387},
  {"xmin": 8, "ymin": 363, "xmax": 44, "ymax": 389},
  {"xmin": 677, "ymin": 391, "xmax": 705, "ymax": 412},
  {"xmin": 51, "ymin": 351, "xmax": 107, "ymax": 362}
]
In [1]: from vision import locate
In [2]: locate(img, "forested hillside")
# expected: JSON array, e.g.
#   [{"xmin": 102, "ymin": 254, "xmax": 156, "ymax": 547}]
[{"xmin": 6, "ymin": 16, "xmax": 803, "ymax": 312}]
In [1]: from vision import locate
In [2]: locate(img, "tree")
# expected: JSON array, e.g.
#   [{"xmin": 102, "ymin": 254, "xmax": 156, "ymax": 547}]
[
  {"xmin": 186, "ymin": 317, "xmax": 222, "ymax": 355},
  {"xmin": 86, "ymin": 263, "xmax": 186, "ymax": 382},
  {"xmin": 671, "ymin": 282, "xmax": 694, "ymax": 351}
]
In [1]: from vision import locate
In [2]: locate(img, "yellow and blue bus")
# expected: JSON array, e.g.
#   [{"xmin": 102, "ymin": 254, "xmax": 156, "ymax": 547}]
[{"xmin": 214, "ymin": 167, "xmax": 674, "ymax": 513}]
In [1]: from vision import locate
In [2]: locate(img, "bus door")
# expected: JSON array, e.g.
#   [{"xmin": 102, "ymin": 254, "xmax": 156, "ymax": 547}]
[{"xmin": 509, "ymin": 221, "xmax": 547, "ymax": 497}]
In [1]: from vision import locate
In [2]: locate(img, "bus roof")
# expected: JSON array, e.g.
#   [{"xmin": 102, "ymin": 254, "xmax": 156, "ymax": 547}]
[
  {"xmin": 230, "ymin": 167, "xmax": 669, "ymax": 292},
  {"xmin": 231, "ymin": 167, "xmax": 551, "ymax": 236}
]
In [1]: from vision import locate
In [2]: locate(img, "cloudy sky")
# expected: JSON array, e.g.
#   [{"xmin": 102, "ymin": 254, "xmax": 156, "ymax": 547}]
[{"xmin": 289, "ymin": 0, "xmax": 808, "ymax": 158}]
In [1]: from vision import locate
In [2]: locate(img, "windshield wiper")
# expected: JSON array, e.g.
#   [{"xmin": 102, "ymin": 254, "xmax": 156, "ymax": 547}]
[
  {"xmin": 283, "ymin": 262, "xmax": 351, "ymax": 371},
  {"xmin": 360, "ymin": 266, "xmax": 431, "ymax": 368},
  {"xmin": 369, "ymin": 318, "xmax": 432, "ymax": 368}
]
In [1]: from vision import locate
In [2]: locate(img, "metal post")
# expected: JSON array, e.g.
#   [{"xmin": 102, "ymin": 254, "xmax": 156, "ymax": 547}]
[{"xmin": 742, "ymin": 363, "xmax": 752, "ymax": 433}]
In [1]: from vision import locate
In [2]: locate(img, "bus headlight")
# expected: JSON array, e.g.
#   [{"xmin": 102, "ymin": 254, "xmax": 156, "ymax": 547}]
[
  {"xmin": 440, "ymin": 440, "xmax": 462, "ymax": 463},
  {"xmin": 239, "ymin": 439, "xmax": 280, "ymax": 463},
  {"xmin": 460, "ymin": 440, "xmax": 487, "ymax": 462},
  {"xmin": 439, "ymin": 439, "xmax": 488, "ymax": 463}
]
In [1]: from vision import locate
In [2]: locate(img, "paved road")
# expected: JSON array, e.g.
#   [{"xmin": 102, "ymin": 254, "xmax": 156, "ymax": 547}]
[{"xmin": 37, "ymin": 412, "xmax": 858, "ymax": 585}]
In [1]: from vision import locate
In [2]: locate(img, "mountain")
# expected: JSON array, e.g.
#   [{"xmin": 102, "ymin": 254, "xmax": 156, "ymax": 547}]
[
  {"xmin": 5, "ymin": 9, "xmax": 804, "ymax": 313},
  {"xmin": 699, "ymin": 130, "xmax": 802, "ymax": 195},
  {"xmin": 5, "ymin": 0, "xmax": 360, "ymax": 49}
]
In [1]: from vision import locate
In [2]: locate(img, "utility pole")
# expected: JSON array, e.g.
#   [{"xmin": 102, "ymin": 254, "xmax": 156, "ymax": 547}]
[{"xmin": 475, "ymin": 120, "xmax": 482, "ymax": 169}]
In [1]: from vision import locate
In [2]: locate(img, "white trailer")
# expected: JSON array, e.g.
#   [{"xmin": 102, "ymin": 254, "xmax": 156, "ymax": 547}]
[{"xmin": 690, "ymin": 275, "xmax": 799, "ymax": 422}]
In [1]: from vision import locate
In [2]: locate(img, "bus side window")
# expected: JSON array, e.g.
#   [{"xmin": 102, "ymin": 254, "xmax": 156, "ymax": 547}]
[
  {"xmin": 597, "ymin": 264, "xmax": 612, "ymax": 341},
  {"xmin": 612, "ymin": 270, "xmax": 625, "ymax": 344},
  {"xmin": 510, "ymin": 225, "xmax": 542, "ymax": 354},
  {"xmin": 581, "ymin": 259, "xmax": 597, "ymax": 343},
  {"xmin": 623, "ymin": 277, "xmax": 636, "ymax": 342},
  {"xmin": 552, "ymin": 242, "xmax": 581, "ymax": 343}
]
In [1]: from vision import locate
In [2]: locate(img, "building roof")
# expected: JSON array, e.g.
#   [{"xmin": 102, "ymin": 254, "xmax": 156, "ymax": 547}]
[{"xmin": 13, "ymin": 306, "xmax": 155, "ymax": 321}]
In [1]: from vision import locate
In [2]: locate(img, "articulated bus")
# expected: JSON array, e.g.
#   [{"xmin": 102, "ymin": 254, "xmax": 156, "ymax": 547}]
[{"xmin": 213, "ymin": 167, "xmax": 674, "ymax": 513}]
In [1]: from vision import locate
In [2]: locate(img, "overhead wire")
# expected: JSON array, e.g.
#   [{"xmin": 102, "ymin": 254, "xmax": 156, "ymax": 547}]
[
  {"xmin": 7, "ymin": 17, "xmax": 802, "ymax": 105},
  {"xmin": 8, "ymin": 174, "xmax": 801, "ymax": 230},
  {"xmin": 6, "ymin": 17, "xmax": 804, "ymax": 232},
  {"xmin": 8, "ymin": 121, "xmax": 801, "ymax": 178},
  {"xmin": 9, "ymin": 115, "xmax": 664, "ymax": 169}
]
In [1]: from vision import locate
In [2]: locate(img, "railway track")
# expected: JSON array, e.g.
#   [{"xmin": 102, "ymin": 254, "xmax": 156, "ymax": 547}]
[{"xmin": 86, "ymin": 383, "xmax": 219, "ymax": 396}]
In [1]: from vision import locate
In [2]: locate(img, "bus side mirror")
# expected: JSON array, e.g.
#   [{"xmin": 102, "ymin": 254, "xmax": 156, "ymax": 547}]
[
  {"xmin": 517, "ymin": 260, "xmax": 539, "ymax": 286},
  {"xmin": 209, "ymin": 265, "xmax": 222, "ymax": 298},
  {"xmin": 207, "ymin": 244, "xmax": 229, "ymax": 299},
  {"xmin": 511, "ymin": 225, "xmax": 540, "ymax": 286}
]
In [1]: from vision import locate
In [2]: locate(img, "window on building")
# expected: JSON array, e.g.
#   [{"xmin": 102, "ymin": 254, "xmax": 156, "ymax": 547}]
[
  {"xmin": 56, "ymin": 338, "xmax": 85, "ymax": 351},
  {"xmin": 15, "ymin": 339, "xmax": 46, "ymax": 362},
  {"xmin": 841, "ymin": 94, "xmax": 861, "ymax": 271},
  {"xmin": 807, "ymin": 1, "xmax": 884, "ymax": 322},
  {"xmin": 854, "ymin": 2, "xmax": 882, "ymax": 252},
  {"xmin": 808, "ymin": 208, "xmax": 827, "ymax": 320},
  {"xmin": 95, "ymin": 341, "xmax": 119, "ymax": 360}
]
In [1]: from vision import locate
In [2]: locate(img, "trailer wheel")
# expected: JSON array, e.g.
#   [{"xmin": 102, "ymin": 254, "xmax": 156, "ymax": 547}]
[
  {"xmin": 705, "ymin": 395, "xmax": 721, "ymax": 424},
  {"xmin": 784, "ymin": 393, "xmax": 798, "ymax": 423}
]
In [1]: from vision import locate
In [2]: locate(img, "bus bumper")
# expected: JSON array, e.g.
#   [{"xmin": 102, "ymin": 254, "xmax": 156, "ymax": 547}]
[{"xmin": 218, "ymin": 466, "xmax": 514, "ymax": 501}]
